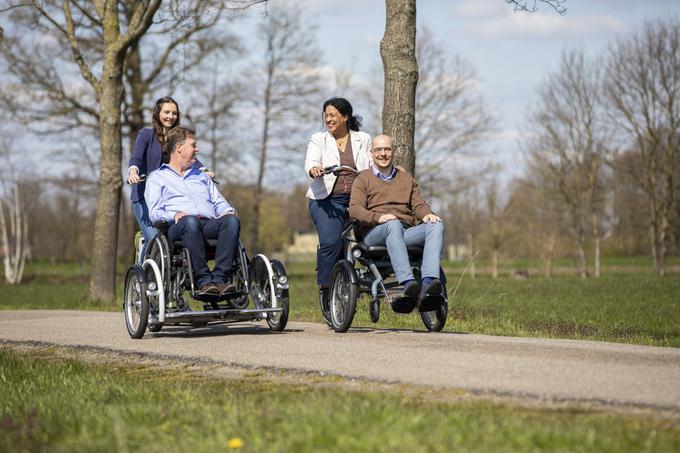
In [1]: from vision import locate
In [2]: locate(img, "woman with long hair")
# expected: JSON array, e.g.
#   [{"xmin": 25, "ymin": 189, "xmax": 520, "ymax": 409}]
[{"xmin": 128, "ymin": 96, "xmax": 209, "ymax": 259}]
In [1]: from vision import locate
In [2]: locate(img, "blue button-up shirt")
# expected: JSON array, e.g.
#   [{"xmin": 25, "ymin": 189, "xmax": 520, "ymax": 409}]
[
  {"xmin": 370, "ymin": 163, "xmax": 397, "ymax": 181},
  {"xmin": 145, "ymin": 164, "xmax": 235, "ymax": 223}
]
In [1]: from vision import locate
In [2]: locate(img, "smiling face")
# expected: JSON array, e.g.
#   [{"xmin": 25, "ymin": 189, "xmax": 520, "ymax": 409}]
[
  {"xmin": 324, "ymin": 105, "xmax": 348, "ymax": 136},
  {"xmin": 159, "ymin": 102, "xmax": 179, "ymax": 129},
  {"xmin": 371, "ymin": 135, "xmax": 395, "ymax": 170}
]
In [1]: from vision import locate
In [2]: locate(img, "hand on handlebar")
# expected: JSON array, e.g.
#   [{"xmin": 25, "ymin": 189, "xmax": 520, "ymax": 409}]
[
  {"xmin": 127, "ymin": 170, "xmax": 147, "ymax": 184},
  {"xmin": 309, "ymin": 166, "xmax": 325, "ymax": 178}
]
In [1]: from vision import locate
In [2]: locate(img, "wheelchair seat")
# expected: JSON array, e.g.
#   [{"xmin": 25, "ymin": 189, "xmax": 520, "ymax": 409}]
[
  {"xmin": 171, "ymin": 238, "xmax": 218, "ymax": 253},
  {"xmin": 352, "ymin": 242, "xmax": 424, "ymax": 259}
]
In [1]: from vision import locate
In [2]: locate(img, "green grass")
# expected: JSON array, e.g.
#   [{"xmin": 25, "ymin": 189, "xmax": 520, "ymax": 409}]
[
  {"xmin": 1, "ymin": 347, "xmax": 679, "ymax": 452},
  {"xmin": 287, "ymin": 262, "xmax": 680, "ymax": 347},
  {"xmin": 2, "ymin": 260, "xmax": 680, "ymax": 347}
]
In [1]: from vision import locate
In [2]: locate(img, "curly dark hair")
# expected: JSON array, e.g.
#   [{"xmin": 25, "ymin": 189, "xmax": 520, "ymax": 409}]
[{"xmin": 322, "ymin": 97, "xmax": 362, "ymax": 131}]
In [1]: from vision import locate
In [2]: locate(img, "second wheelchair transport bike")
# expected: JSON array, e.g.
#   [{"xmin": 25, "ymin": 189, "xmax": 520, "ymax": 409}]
[{"xmin": 319, "ymin": 165, "xmax": 449, "ymax": 333}]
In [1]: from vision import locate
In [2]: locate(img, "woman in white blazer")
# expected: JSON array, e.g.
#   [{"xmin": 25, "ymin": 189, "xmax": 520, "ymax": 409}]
[{"xmin": 305, "ymin": 98, "xmax": 372, "ymax": 323}]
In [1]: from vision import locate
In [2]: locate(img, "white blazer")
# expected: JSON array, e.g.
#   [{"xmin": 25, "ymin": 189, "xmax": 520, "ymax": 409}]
[{"xmin": 304, "ymin": 130, "xmax": 372, "ymax": 200}]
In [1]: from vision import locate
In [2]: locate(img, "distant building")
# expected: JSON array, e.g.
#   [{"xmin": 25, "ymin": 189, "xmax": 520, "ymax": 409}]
[{"xmin": 285, "ymin": 232, "xmax": 318, "ymax": 261}]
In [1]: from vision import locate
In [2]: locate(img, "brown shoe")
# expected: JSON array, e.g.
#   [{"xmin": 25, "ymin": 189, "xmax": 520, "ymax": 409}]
[
  {"xmin": 196, "ymin": 283, "xmax": 219, "ymax": 296},
  {"xmin": 215, "ymin": 282, "xmax": 236, "ymax": 296}
]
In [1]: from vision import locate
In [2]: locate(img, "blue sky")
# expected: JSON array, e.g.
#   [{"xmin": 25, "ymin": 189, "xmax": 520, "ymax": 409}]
[{"xmin": 250, "ymin": 0, "xmax": 680, "ymax": 178}]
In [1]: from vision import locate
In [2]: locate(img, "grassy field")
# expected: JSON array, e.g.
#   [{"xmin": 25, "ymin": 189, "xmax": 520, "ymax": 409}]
[
  {"xmin": 2, "ymin": 346, "xmax": 679, "ymax": 452},
  {"xmin": 2, "ymin": 259, "xmax": 679, "ymax": 347}
]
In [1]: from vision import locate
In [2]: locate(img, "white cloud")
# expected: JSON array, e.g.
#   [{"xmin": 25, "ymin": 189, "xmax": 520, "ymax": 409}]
[
  {"xmin": 452, "ymin": 0, "xmax": 506, "ymax": 19},
  {"xmin": 450, "ymin": 0, "xmax": 630, "ymax": 39},
  {"xmin": 473, "ymin": 13, "xmax": 629, "ymax": 38}
]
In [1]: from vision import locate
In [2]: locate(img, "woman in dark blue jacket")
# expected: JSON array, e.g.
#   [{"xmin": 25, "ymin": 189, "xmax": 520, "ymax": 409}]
[{"xmin": 127, "ymin": 96, "xmax": 209, "ymax": 259}]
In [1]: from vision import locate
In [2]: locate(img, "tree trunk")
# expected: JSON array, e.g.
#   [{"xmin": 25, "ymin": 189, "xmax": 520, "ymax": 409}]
[
  {"xmin": 592, "ymin": 212, "xmax": 601, "ymax": 278},
  {"xmin": 252, "ymin": 75, "xmax": 272, "ymax": 253},
  {"xmin": 467, "ymin": 231, "xmax": 476, "ymax": 279},
  {"xmin": 577, "ymin": 228, "xmax": 587, "ymax": 278},
  {"xmin": 652, "ymin": 221, "xmax": 666, "ymax": 275},
  {"xmin": 0, "ymin": 184, "xmax": 28, "ymax": 284},
  {"xmin": 126, "ymin": 41, "xmax": 145, "ymax": 154},
  {"xmin": 88, "ymin": 45, "xmax": 125, "ymax": 301},
  {"xmin": 380, "ymin": 0, "xmax": 418, "ymax": 175},
  {"xmin": 491, "ymin": 247, "xmax": 498, "ymax": 279},
  {"xmin": 544, "ymin": 232, "xmax": 555, "ymax": 278}
]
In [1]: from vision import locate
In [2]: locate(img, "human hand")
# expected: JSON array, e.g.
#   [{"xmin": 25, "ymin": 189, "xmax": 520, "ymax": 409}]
[
  {"xmin": 174, "ymin": 211, "xmax": 188, "ymax": 223},
  {"xmin": 128, "ymin": 167, "xmax": 140, "ymax": 184},
  {"xmin": 309, "ymin": 166, "xmax": 325, "ymax": 178},
  {"xmin": 422, "ymin": 214, "xmax": 441, "ymax": 223},
  {"xmin": 378, "ymin": 214, "xmax": 397, "ymax": 224},
  {"xmin": 201, "ymin": 168, "xmax": 215, "ymax": 179}
]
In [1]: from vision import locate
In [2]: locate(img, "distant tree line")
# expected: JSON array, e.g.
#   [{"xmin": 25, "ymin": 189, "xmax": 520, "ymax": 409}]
[{"xmin": 0, "ymin": 2, "xmax": 678, "ymax": 295}]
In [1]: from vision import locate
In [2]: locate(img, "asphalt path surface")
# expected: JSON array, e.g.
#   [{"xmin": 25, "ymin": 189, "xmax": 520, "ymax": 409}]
[{"xmin": 1, "ymin": 310, "xmax": 679, "ymax": 412}]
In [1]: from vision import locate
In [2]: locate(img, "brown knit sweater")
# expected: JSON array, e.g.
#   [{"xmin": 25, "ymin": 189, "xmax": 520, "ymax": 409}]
[{"xmin": 349, "ymin": 168, "xmax": 433, "ymax": 228}]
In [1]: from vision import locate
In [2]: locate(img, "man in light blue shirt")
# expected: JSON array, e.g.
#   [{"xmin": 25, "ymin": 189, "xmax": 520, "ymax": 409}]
[{"xmin": 145, "ymin": 125, "xmax": 240, "ymax": 297}]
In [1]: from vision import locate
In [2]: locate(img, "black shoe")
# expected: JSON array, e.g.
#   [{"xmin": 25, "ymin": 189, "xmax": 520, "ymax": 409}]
[
  {"xmin": 403, "ymin": 280, "xmax": 421, "ymax": 298},
  {"xmin": 419, "ymin": 279, "xmax": 443, "ymax": 312},
  {"xmin": 392, "ymin": 281, "xmax": 420, "ymax": 314},
  {"xmin": 319, "ymin": 287, "xmax": 332, "ymax": 327},
  {"xmin": 196, "ymin": 283, "xmax": 219, "ymax": 297}
]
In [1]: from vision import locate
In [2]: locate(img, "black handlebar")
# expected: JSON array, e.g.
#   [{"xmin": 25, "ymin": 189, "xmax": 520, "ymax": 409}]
[
  {"xmin": 322, "ymin": 165, "xmax": 360, "ymax": 176},
  {"xmin": 126, "ymin": 170, "xmax": 219, "ymax": 185}
]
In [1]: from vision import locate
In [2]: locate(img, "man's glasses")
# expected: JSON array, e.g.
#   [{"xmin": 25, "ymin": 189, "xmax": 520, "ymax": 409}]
[{"xmin": 372, "ymin": 146, "xmax": 393, "ymax": 153}]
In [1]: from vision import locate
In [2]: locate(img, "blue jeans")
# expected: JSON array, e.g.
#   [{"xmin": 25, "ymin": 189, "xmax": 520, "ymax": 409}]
[
  {"xmin": 309, "ymin": 195, "xmax": 350, "ymax": 287},
  {"xmin": 132, "ymin": 199, "xmax": 158, "ymax": 261},
  {"xmin": 168, "ymin": 215, "xmax": 240, "ymax": 288},
  {"xmin": 363, "ymin": 220, "xmax": 445, "ymax": 283}
]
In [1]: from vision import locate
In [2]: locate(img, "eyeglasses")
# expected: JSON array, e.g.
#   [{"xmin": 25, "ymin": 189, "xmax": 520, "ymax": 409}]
[{"xmin": 372, "ymin": 146, "xmax": 393, "ymax": 153}]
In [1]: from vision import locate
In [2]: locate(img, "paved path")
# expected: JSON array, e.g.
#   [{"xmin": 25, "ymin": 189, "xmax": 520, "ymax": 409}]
[{"xmin": 1, "ymin": 310, "xmax": 679, "ymax": 411}]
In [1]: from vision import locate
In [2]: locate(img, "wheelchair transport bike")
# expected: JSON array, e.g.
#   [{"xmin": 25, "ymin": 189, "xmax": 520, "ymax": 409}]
[
  {"xmin": 123, "ymin": 176, "xmax": 289, "ymax": 339},
  {"xmin": 319, "ymin": 165, "xmax": 449, "ymax": 333}
]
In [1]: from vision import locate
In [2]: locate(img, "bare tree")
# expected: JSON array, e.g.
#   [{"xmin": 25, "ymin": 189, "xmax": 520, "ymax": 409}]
[
  {"xmin": 248, "ymin": 4, "xmax": 323, "ymax": 252},
  {"xmin": 414, "ymin": 27, "xmax": 492, "ymax": 197},
  {"xmin": 604, "ymin": 17, "xmax": 680, "ymax": 275},
  {"xmin": 381, "ymin": 0, "xmax": 418, "ymax": 174},
  {"xmin": 379, "ymin": 0, "xmax": 565, "ymax": 176},
  {"xmin": 361, "ymin": 27, "xmax": 492, "ymax": 199},
  {"xmin": 0, "ymin": 1, "xmax": 267, "ymax": 301},
  {"xmin": 526, "ymin": 49, "xmax": 608, "ymax": 278}
]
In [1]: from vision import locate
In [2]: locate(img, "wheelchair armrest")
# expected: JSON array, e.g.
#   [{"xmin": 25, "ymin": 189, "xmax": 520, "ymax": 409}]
[{"xmin": 342, "ymin": 218, "xmax": 363, "ymax": 243}]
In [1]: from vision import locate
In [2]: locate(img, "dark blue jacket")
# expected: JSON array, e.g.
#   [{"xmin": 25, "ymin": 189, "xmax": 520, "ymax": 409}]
[{"xmin": 128, "ymin": 127, "xmax": 203, "ymax": 202}]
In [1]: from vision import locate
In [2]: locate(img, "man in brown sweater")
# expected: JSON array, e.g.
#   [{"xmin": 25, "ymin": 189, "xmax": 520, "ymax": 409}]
[{"xmin": 349, "ymin": 135, "xmax": 445, "ymax": 310}]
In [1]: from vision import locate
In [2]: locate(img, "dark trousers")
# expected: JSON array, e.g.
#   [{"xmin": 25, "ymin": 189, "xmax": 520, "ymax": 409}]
[
  {"xmin": 168, "ymin": 215, "xmax": 240, "ymax": 287},
  {"xmin": 309, "ymin": 194, "xmax": 349, "ymax": 287}
]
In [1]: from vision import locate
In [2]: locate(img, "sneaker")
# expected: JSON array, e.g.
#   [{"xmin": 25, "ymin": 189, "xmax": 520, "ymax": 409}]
[{"xmin": 196, "ymin": 283, "xmax": 219, "ymax": 297}]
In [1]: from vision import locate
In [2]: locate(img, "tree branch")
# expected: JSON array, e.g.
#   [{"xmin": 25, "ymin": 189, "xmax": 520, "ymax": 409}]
[
  {"xmin": 60, "ymin": 0, "xmax": 100, "ymax": 93},
  {"xmin": 506, "ymin": 0, "xmax": 567, "ymax": 15}
]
